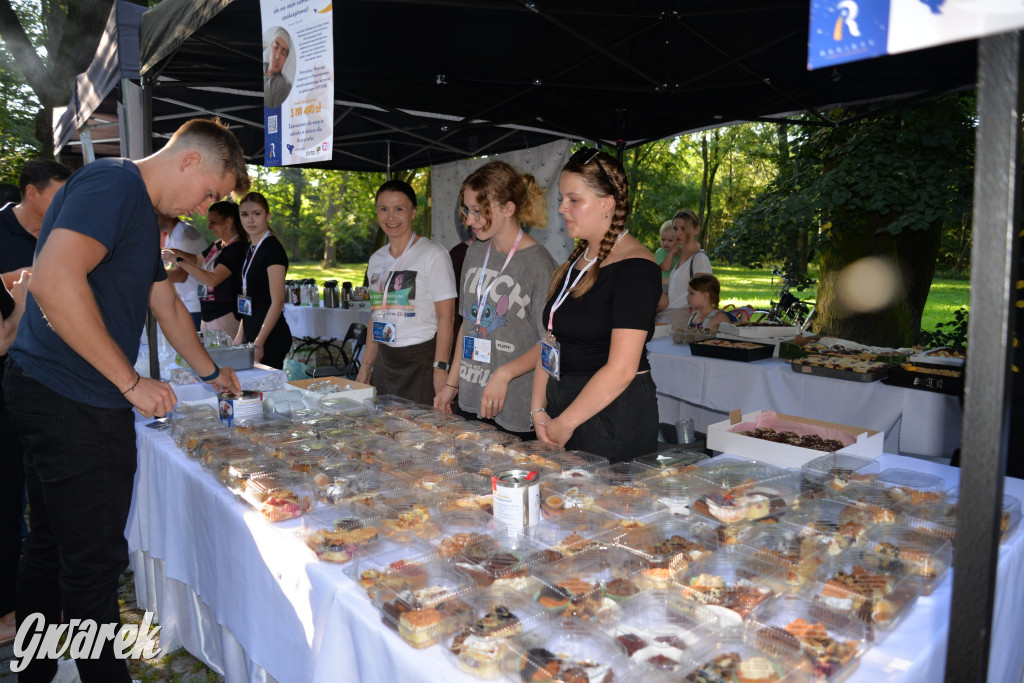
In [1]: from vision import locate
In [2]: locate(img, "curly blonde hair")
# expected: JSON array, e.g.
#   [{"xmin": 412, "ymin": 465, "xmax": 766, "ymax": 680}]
[{"xmin": 459, "ymin": 161, "xmax": 547, "ymax": 231}]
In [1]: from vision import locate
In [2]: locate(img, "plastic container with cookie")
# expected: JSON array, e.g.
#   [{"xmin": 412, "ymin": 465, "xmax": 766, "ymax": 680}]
[
  {"xmin": 247, "ymin": 424, "xmax": 319, "ymax": 448},
  {"xmin": 871, "ymin": 468, "xmax": 946, "ymax": 511},
  {"xmin": 802, "ymin": 547, "xmax": 923, "ymax": 642},
  {"xmin": 859, "ymin": 524, "xmax": 952, "ymax": 595},
  {"xmin": 338, "ymin": 433, "xmax": 399, "ymax": 463},
  {"xmin": 431, "ymin": 508, "xmax": 499, "ymax": 559},
  {"xmin": 596, "ymin": 461, "xmax": 663, "ymax": 489},
  {"xmin": 445, "ymin": 586, "xmax": 548, "ymax": 679},
  {"xmin": 344, "ymin": 536, "xmax": 438, "ymax": 599},
  {"xmin": 172, "ymin": 419, "xmax": 230, "ymax": 454},
  {"xmin": 507, "ymin": 622, "xmax": 632, "ymax": 682},
  {"xmin": 644, "ymin": 471, "xmax": 700, "ymax": 516},
  {"xmin": 615, "ymin": 516, "xmax": 718, "ymax": 586},
  {"xmin": 408, "ymin": 409, "xmax": 467, "ymax": 431},
  {"xmin": 230, "ymin": 413, "xmax": 289, "ymax": 440},
  {"xmin": 196, "ymin": 438, "xmax": 264, "ymax": 471},
  {"xmin": 453, "ymin": 449, "xmax": 520, "ymax": 479},
  {"xmin": 317, "ymin": 425, "xmax": 363, "ymax": 452},
  {"xmin": 678, "ymin": 626, "xmax": 806, "ymax": 683},
  {"xmin": 286, "ymin": 409, "xmax": 339, "ymax": 435},
  {"xmin": 900, "ymin": 488, "xmax": 1021, "ymax": 545},
  {"xmin": 532, "ymin": 544, "xmax": 651, "ymax": 621},
  {"xmin": 420, "ymin": 439, "xmax": 485, "ymax": 467},
  {"xmin": 537, "ymin": 480, "xmax": 606, "ymax": 519},
  {"xmin": 391, "ymin": 455, "xmax": 464, "ymax": 491},
  {"xmin": 318, "ymin": 395, "xmax": 377, "ymax": 418},
  {"xmin": 241, "ymin": 470, "xmax": 315, "ymax": 522},
  {"xmin": 373, "ymin": 556, "xmax": 478, "ymax": 649},
  {"xmin": 373, "ymin": 488, "xmax": 445, "ymax": 543},
  {"xmin": 800, "ymin": 453, "xmax": 879, "ymax": 498},
  {"xmin": 216, "ymin": 454, "xmax": 286, "ymax": 494},
  {"xmin": 546, "ymin": 450, "xmax": 612, "ymax": 482},
  {"xmin": 601, "ymin": 589, "xmax": 719, "ymax": 675},
  {"xmin": 185, "ymin": 428, "xmax": 241, "ymax": 460},
  {"xmin": 524, "ymin": 507, "xmax": 619, "ymax": 557},
  {"xmin": 271, "ymin": 438, "xmax": 343, "ymax": 473},
  {"xmin": 745, "ymin": 593, "xmax": 867, "ymax": 682},
  {"xmin": 315, "ymin": 469, "xmax": 404, "ymax": 508},
  {"xmin": 361, "ymin": 413, "xmax": 418, "ymax": 439},
  {"xmin": 169, "ymin": 401, "xmax": 219, "ymax": 422},
  {"xmin": 364, "ymin": 393, "xmax": 418, "ymax": 412},
  {"xmin": 593, "ymin": 486, "xmax": 667, "ymax": 533},
  {"xmin": 688, "ymin": 468, "xmax": 801, "ymax": 528},
  {"xmin": 504, "ymin": 439, "xmax": 565, "ymax": 463},
  {"xmin": 393, "ymin": 427, "xmax": 454, "ymax": 450},
  {"xmin": 470, "ymin": 430, "xmax": 524, "ymax": 455},
  {"xmin": 382, "ymin": 402, "xmax": 436, "ymax": 420},
  {"xmin": 439, "ymin": 419, "xmax": 500, "ymax": 441},
  {"xmin": 831, "ymin": 482, "xmax": 904, "ymax": 526},
  {"xmin": 302, "ymin": 503, "xmax": 383, "ymax": 563},
  {"xmin": 734, "ymin": 524, "xmax": 829, "ymax": 589},
  {"xmin": 436, "ymin": 473, "xmax": 494, "ymax": 514},
  {"xmin": 310, "ymin": 459, "xmax": 375, "ymax": 504},
  {"xmin": 777, "ymin": 499, "xmax": 878, "ymax": 557},
  {"xmin": 672, "ymin": 546, "xmax": 791, "ymax": 627},
  {"xmin": 633, "ymin": 446, "xmax": 710, "ymax": 478},
  {"xmin": 452, "ymin": 527, "xmax": 548, "ymax": 590}
]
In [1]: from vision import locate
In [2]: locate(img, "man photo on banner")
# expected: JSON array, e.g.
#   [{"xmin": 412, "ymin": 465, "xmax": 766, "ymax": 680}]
[{"xmin": 263, "ymin": 26, "xmax": 293, "ymax": 109}]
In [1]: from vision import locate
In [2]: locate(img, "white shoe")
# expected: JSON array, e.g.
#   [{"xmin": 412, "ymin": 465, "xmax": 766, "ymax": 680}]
[{"xmin": 51, "ymin": 658, "xmax": 82, "ymax": 683}]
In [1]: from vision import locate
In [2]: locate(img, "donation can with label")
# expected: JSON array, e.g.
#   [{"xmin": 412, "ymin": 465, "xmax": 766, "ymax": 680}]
[
  {"xmin": 492, "ymin": 469, "xmax": 540, "ymax": 528},
  {"xmin": 218, "ymin": 390, "xmax": 264, "ymax": 426}
]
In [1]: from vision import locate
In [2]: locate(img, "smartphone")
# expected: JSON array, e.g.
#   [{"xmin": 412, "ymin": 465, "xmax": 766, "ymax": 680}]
[{"xmin": 145, "ymin": 419, "xmax": 170, "ymax": 430}]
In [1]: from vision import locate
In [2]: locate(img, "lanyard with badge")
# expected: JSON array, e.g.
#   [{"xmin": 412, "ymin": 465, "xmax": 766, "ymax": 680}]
[
  {"xmin": 372, "ymin": 234, "xmax": 419, "ymax": 343},
  {"xmin": 198, "ymin": 235, "xmax": 237, "ymax": 300},
  {"xmin": 237, "ymin": 232, "xmax": 269, "ymax": 317},
  {"xmin": 463, "ymin": 229, "xmax": 523, "ymax": 364},
  {"xmin": 540, "ymin": 254, "xmax": 596, "ymax": 380}
]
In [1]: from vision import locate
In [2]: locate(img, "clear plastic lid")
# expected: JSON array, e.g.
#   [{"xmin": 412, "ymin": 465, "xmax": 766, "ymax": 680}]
[
  {"xmin": 452, "ymin": 528, "xmax": 548, "ymax": 589},
  {"xmin": 804, "ymin": 547, "xmax": 923, "ymax": 641},
  {"xmin": 472, "ymin": 431, "xmax": 524, "ymax": 453},
  {"xmin": 602, "ymin": 590, "xmax": 718, "ymax": 676},
  {"xmin": 302, "ymin": 504, "xmax": 382, "ymax": 564},
  {"xmin": 248, "ymin": 425, "xmax": 319, "ymax": 447},
  {"xmin": 170, "ymin": 402, "xmax": 219, "ymax": 421},
  {"xmin": 432, "ymin": 508, "xmax": 498, "ymax": 558},
  {"xmin": 318, "ymin": 425, "xmax": 363, "ymax": 451},
  {"xmin": 393, "ymin": 428, "xmax": 452, "ymax": 449},
  {"xmin": 420, "ymin": 439, "xmax": 484, "ymax": 465},
  {"xmin": 734, "ymin": 525, "xmax": 829, "ymax": 588},
  {"xmin": 672, "ymin": 546, "xmax": 789, "ymax": 624},
  {"xmin": 409, "ymin": 410, "xmax": 466, "ymax": 430},
  {"xmin": 216, "ymin": 455, "xmax": 285, "ymax": 492},
  {"xmin": 313, "ymin": 469, "xmax": 404, "ymax": 507},
  {"xmin": 286, "ymin": 410, "xmax": 338, "ymax": 432},
  {"xmin": 538, "ymin": 480, "xmax": 608, "ymax": 520},
  {"xmin": 186, "ymin": 429, "xmax": 238, "ymax": 459},
  {"xmin": 311, "ymin": 459, "xmax": 375, "ymax": 500},
  {"xmin": 596, "ymin": 461, "xmax": 662, "ymax": 488},
  {"xmin": 532, "ymin": 544, "xmax": 650, "ymax": 620},
  {"xmin": 547, "ymin": 450, "xmax": 612, "ymax": 481},
  {"xmin": 444, "ymin": 586, "xmax": 547, "ymax": 680},
  {"xmin": 271, "ymin": 439, "xmax": 342, "ymax": 472},
  {"xmin": 615, "ymin": 515, "xmax": 718, "ymax": 577},
  {"xmin": 594, "ymin": 486, "xmax": 667, "ymax": 526},
  {"xmin": 374, "ymin": 556, "xmax": 477, "ymax": 649},
  {"xmin": 319, "ymin": 396, "xmax": 375, "ymax": 418},
  {"xmin": 833, "ymin": 482, "xmax": 904, "ymax": 524},
  {"xmin": 368, "ymin": 446, "xmax": 437, "ymax": 473},
  {"xmin": 199, "ymin": 442, "xmax": 265, "ymax": 471},
  {"xmin": 941, "ymin": 487, "xmax": 1022, "ymax": 542},
  {"xmin": 440, "ymin": 419, "xmax": 499, "ymax": 439},
  {"xmin": 343, "ymin": 537, "xmax": 439, "ymax": 599},
  {"xmin": 241, "ymin": 471, "xmax": 314, "ymax": 522},
  {"xmin": 337, "ymin": 434, "xmax": 397, "ymax": 461},
  {"xmin": 364, "ymin": 394, "xmax": 417, "ymax": 411},
  {"xmin": 872, "ymin": 468, "xmax": 946, "ymax": 508},
  {"xmin": 746, "ymin": 593, "xmax": 867, "ymax": 682},
  {"xmin": 383, "ymin": 402, "xmax": 436, "ymax": 419},
  {"xmin": 374, "ymin": 488, "xmax": 444, "ymax": 543},
  {"xmin": 173, "ymin": 420, "xmax": 230, "ymax": 452},
  {"xmin": 361, "ymin": 414, "xmax": 417, "ymax": 438},
  {"xmin": 454, "ymin": 451, "xmax": 523, "ymax": 478},
  {"xmin": 680, "ymin": 626, "xmax": 809, "ymax": 683},
  {"xmin": 505, "ymin": 439, "xmax": 565, "ymax": 461},
  {"xmin": 778, "ymin": 498, "xmax": 877, "ymax": 555},
  {"xmin": 801, "ymin": 453, "xmax": 879, "ymax": 493},
  {"xmin": 523, "ymin": 508, "xmax": 619, "ymax": 556},
  {"xmin": 685, "ymin": 458, "xmax": 794, "ymax": 490},
  {"xmin": 633, "ymin": 447, "xmax": 710, "ymax": 477},
  {"xmin": 506, "ymin": 623, "xmax": 630, "ymax": 682},
  {"xmin": 391, "ymin": 457, "xmax": 463, "ymax": 490},
  {"xmin": 231, "ymin": 413, "xmax": 290, "ymax": 438},
  {"xmin": 645, "ymin": 473, "xmax": 701, "ymax": 516},
  {"xmin": 436, "ymin": 473, "xmax": 493, "ymax": 514},
  {"xmin": 860, "ymin": 524, "xmax": 953, "ymax": 595},
  {"xmin": 690, "ymin": 473, "xmax": 800, "ymax": 526}
]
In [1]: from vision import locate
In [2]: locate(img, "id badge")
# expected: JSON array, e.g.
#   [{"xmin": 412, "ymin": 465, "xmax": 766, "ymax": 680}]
[
  {"xmin": 463, "ymin": 336, "xmax": 492, "ymax": 363},
  {"xmin": 372, "ymin": 321, "xmax": 397, "ymax": 343},
  {"xmin": 236, "ymin": 295, "xmax": 253, "ymax": 317},
  {"xmin": 540, "ymin": 337, "xmax": 561, "ymax": 380},
  {"xmin": 198, "ymin": 283, "xmax": 209, "ymax": 299}
]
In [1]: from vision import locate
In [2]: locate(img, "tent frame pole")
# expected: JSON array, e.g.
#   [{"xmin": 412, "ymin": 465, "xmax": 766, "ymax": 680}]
[{"xmin": 143, "ymin": 75, "xmax": 161, "ymax": 383}]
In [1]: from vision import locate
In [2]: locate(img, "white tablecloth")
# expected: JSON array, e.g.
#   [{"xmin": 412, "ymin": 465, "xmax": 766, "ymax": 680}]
[
  {"xmin": 647, "ymin": 338, "xmax": 962, "ymax": 459},
  {"xmin": 125, "ymin": 425, "xmax": 1024, "ymax": 683},
  {"xmin": 283, "ymin": 304, "xmax": 370, "ymax": 340}
]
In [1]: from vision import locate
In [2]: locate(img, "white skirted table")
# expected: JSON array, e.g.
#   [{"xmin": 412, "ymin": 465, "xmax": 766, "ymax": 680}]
[
  {"xmin": 125, "ymin": 424, "xmax": 1024, "ymax": 683},
  {"xmin": 647, "ymin": 337, "xmax": 962, "ymax": 459}
]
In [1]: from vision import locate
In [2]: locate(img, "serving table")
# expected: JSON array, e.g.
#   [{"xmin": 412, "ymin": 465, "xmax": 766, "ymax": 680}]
[
  {"xmin": 283, "ymin": 303, "xmax": 370, "ymax": 341},
  {"xmin": 647, "ymin": 338, "xmax": 962, "ymax": 459},
  {"xmin": 125, "ymin": 421, "xmax": 1023, "ymax": 683}
]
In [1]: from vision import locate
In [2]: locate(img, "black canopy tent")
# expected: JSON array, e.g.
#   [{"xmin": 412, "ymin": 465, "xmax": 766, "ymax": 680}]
[{"xmin": 135, "ymin": 0, "xmax": 980, "ymax": 171}]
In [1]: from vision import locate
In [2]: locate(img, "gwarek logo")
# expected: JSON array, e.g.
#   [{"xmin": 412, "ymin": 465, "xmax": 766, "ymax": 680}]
[{"xmin": 9, "ymin": 613, "xmax": 162, "ymax": 673}]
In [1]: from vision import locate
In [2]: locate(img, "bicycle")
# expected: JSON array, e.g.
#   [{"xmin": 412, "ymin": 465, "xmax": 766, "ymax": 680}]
[{"xmin": 751, "ymin": 266, "xmax": 817, "ymax": 331}]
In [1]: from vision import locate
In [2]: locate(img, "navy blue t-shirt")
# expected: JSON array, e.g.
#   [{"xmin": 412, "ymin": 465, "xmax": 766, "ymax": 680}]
[{"xmin": 10, "ymin": 159, "xmax": 166, "ymax": 409}]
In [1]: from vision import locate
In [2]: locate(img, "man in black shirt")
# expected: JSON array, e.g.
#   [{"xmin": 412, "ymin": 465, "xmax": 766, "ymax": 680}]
[{"xmin": 0, "ymin": 160, "xmax": 73, "ymax": 288}]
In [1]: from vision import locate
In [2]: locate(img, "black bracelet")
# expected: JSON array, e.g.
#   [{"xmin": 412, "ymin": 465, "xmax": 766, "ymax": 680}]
[
  {"xmin": 176, "ymin": 256, "xmax": 184, "ymax": 264},
  {"xmin": 199, "ymin": 364, "xmax": 220, "ymax": 382},
  {"xmin": 122, "ymin": 372, "xmax": 141, "ymax": 395}
]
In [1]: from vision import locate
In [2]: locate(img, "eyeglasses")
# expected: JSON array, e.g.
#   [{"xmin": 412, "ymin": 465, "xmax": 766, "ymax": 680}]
[
  {"xmin": 568, "ymin": 147, "xmax": 614, "ymax": 191},
  {"xmin": 462, "ymin": 206, "xmax": 482, "ymax": 221}
]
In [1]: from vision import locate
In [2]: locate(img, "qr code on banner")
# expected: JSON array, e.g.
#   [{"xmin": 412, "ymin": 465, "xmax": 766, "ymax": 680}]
[{"xmin": 267, "ymin": 115, "xmax": 278, "ymax": 134}]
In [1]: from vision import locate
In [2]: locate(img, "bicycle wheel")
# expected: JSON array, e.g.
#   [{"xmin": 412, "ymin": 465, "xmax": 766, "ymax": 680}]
[{"xmin": 750, "ymin": 310, "xmax": 770, "ymax": 323}]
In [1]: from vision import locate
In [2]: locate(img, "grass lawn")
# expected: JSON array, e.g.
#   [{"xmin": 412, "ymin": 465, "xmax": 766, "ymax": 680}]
[{"xmin": 289, "ymin": 261, "xmax": 969, "ymax": 332}]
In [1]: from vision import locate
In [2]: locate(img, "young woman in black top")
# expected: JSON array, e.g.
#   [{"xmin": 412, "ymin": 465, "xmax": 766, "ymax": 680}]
[
  {"xmin": 232, "ymin": 192, "xmax": 292, "ymax": 369},
  {"xmin": 530, "ymin": 149, "xmax": 662, "ymax": 461},
  {"xmin": 163, "ymin": 200, "xmax": 246, "ymax": 337}
]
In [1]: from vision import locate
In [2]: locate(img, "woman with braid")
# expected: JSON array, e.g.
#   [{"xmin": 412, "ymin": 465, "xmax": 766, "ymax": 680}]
[{"xmin": 529, "ymin": 148, "xmax": 662, "ymax": 461}]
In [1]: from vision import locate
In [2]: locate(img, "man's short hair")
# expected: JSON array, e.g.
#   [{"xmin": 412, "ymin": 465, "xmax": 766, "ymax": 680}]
[
  {"xmin": 0, "ymin": 183, "xmax": 20, "ymax": 205},
  {"xmin": 19, "ymin": 160, "xmax": 73, "ymax": 195},
  {"xmin": 167, "ymin": 118, "xmax": 251, "ymax": 198}
]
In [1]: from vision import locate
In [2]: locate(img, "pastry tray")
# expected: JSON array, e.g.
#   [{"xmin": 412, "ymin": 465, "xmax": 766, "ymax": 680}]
[
  {"xmin": 689, "ymin": 339, "xmax": 775, "ymax": 363},
  {"xmin": 790, "ymin": 361, "xmax": 888, "ymax": 383},
  {"xmin": 882, "ymin": 361, "xmax": 963, "ymax": 395}
]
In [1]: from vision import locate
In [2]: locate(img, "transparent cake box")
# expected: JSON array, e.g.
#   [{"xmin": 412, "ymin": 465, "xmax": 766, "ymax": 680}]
[
  {"xmin": 248, "ymin": 424, "xmax": 319, "ymax": 447},
  {"xmin": 431, "ymin": 508, "xmax": 499, "ymax": 559},
  {"xmin": 451, "ymin": 528, "xmax": 548, "ymax": 589},
  {"xmin": 595, "ymin": 461, "xmax": 661, "ymax": 489},
  {"xmin": 601, "ymin": 589, "xmax": 718, "ymax": 676},
  {"xmin": 444, "ymin": 587, "xmax": 548, "ymax": 680},
  {"xmin": 532, "ymin": 545, "xmax": 651, "ymax": 621},
  {"xmin": 547, "ymin": 450, "xmax": 612, "ymax": 481},
  {"xmin": 231, "ymin": 413, "xmax": 290, "ymax": 439},
  {"xmin": 173, "ymin": 420, "xmax": 230, "ymax": 454},
  {"xmin": 860, "ymin": 524, "xmax": 952, "ymax": 595},
  {"xmin": 373, "ymin": 556, "xmax": 477, "ymax": 648},
  {"xmin": 170, "ymin": 402, "xmax": 219, "ymax": 422},
  {"xmin": 523, "ymin": 508, "xmax": 620, "ymax": 558},
  {"xmin": 778, "ymin": 499, "xmax": 878, "ymax": 556},
  {"xmin": 800, "ymin": 453, "xmax": 879, "ymax": 494},
  {"xmin": 318, "ymin": 395, "xmax": 375, "ymax": 418},
  {"xmin": 685, "ymin": 458, "xmax": 792, "ymax": 489},
  {"xmin": 942, "ymin": 486, "xmax": 1021, "ymax": 542},
  {"xmin": 900, "ymin": 491, "xmax": 1022, "ymax": 545},
  {"xmin": 440, "ymin": 419, "xmax": 499, "ymax": 440},
  {"xmin": 734, "ymin": 525, "xmax": 829, "ymax": 588},
  {"xmin": 361, "ymin": 414, "xmax": 417, "ymax": 438},
  {"xmin": 392, "ymin": 457, "xmax": 463, "ymax": 490},
  {"xmin": 337, "ymin": 434, "xmax": 397, "ymax": 462},
  {"xmin": 421, "ymin": 439, "xmax": 485, "ymax": 466},
  {"xmin": 594, "ymin": 486, "xmax": 667, "ymax": 527},
  {"xmin": 833, "ymin": 482, "xmax": 905, "ymax": 525},
  {"xmin": 689, "ymin": 472, "xmax": 800, "ymax": 526},
  {"xmin": 184, "ymin": 428, "xmax": 237, "ymax": 459},
  {"xmin": 382, "ymin": 402, "xmax": 435, "ymax": 419},
  {"xmin": 302, "ymin": 504, "xmax": 383, "ymax": 564},
  {"xmin": 311, "ymin": 459, "xmax": 375, "ymax": 504},
  {"xmin": 271, "ymin": 439, "xmax": 342, "ymax": 473},
  {"xmin": 240, "ymin": 470, "xmax": 314, "ymax": 522},
  {"xmin": 344, "ymin": 536, "xmax": 439, "ymax": 599},
  {"xmin": 313, "ymin": 469, "xmax": 404, "ymax": 507},
  {"xmin": 394, "ymin": 428, "xmax": 453, "ymax": 449},
  {"xmin": 317, "ymin": 425, "xmax": 364, "ymax": 451},
  {"xmin": 803, "ymin": 547, "xmax": 923, "ymax": 642},
  {"xmin": 872, "ymin": 468, "xmax": 946, "ymax": 510},
  {"xmin": 436, "ymin": 473, "xmax": 493, "ymax": 514},
  {"xmin": 672, "ymin": 546, "xmax": 790, "ymax": 625},
  {"xmin": 615, "ymin": 515, "xmax": 718, "ymax": 578},
  {"xmin": 506, "ymin": 623, "xmax": 631, "ymax": 683},
  {"xmin": 538, "ymin": 480, "xmax": 609, "ymax": 520},
  {"xmin": 455, "ymin": 451, "xmax": 520, "ymax": 479},
  {"xmin": 286, "ymin": 410, "xmax": 339, "ymax": 434},
  {"xmin": 473, "ymin": 431, "xmax": 524, "ymax": 454},
  {"xmin": 198, "ymin": 441, "xmax": 266, "ymax": 472},
  {"xmin": 409, "ymin": 410, "xmax": 466, "ymax": 430},
  {"xmin": 746, "ymin": 593, "xmax": 867, "ymax": 682},
  {"xmin": 634, "ymin": 447, "xmax": 710, "ymax": 478},
  {"xmin": 505, "ymin": 439, "xmax": 565, "ymax": 463},
  {"xmin": 679, "ymin": 626, "xmax": 807, "ymax": 683},
  {"xmin": 216, "ymin": 454, "xmax": 285, "ymax": 493},
  {"xmin": 364, "ymin": 393, "xmax": 417, "ymax": 411},
  {"xmin": 646, "ymin": 472, "xmax": 701, "ymax": 516},
  {"xmin": 369, "ymin": 446, "xmax": 438, "ymax": 473},
  {"xmin": 374, "ymin": 488, "xmax": 445, "ymax": 543}
]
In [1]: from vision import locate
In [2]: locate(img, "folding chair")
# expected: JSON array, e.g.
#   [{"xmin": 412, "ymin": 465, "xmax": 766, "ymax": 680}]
[{"xmin": 310, "ymin": 322, "xmax": 366, "ymax": 380}]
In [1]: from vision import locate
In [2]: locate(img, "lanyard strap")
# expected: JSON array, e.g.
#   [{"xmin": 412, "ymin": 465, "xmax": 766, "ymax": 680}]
[
  {"xmin": 474, "ymin": 228, "xmax": 523, "ymax": 326},
  {"xmin": 379, "ymin": 234, "xmax": 419, "ymax": 314},
  {"xmin": 547, "ymin": 254, "xmax": 596, "ymax": 332},
  {"xmin": 202, "ymin": 235, "xmax": 238, "ymax": 271},
  {"xmin": 241, "ymin": 231, "xmax": 269, "ymax": 294}
]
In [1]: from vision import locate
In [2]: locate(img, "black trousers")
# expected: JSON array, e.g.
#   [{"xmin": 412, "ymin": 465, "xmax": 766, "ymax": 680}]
[
  {"xmin": 545, "ymin": 371, "xmax": 659, "ymax": 463},
  {"xmin": 4, "ymin": 361, "xmax": 135, "ymax": 683}
]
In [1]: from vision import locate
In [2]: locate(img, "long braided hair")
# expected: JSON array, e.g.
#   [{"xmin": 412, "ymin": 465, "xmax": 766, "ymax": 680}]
[{"xmin": 547, "ymin": 150, "xmax": 630, "ymax": 299}]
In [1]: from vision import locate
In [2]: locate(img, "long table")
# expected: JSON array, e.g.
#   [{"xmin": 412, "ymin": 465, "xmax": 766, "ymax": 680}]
[
  {"xmin": 647, "ymin": 338, "xmax": 962, "ymax": 459},
  {"xmin": 283, "ymin": 303, "xmax": 370, "ymax": 341},
  {"xmin": 125, "ymin": 425, "xmax": 1024, "ymax": 683}
]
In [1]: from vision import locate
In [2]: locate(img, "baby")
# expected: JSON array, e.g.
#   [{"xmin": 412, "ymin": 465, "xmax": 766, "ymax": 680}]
[{"xmin": 654, "ymin": 220, "xmax": 677, "ymax": 291}]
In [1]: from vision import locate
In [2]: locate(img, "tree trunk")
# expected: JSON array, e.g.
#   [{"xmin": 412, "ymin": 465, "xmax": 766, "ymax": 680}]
[{"xmin": 321, "ymin": 235, "xmax": 335, "ymax": 267}]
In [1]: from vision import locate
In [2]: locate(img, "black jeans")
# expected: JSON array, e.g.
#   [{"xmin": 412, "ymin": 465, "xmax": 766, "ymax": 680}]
[
  {"xmin": 4, "ymin": 361, "xmax": 135, "ymax": 683},
  {"xmin": 546, "ymin": 371, "xmax": 659, "ymax": 463}
]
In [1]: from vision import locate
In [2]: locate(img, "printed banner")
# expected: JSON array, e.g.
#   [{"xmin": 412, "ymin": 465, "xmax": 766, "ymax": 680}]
[
  {"xmin": 260, "ymin": 0, "xmax": 334, "ymax": 166},
  {"xmin": 808, "ymin": 0, "xmax": 1024, "ymax": 70},
  {"xmin": 431, "ymin": 140, "xmax": 575, "ymax": 263}
]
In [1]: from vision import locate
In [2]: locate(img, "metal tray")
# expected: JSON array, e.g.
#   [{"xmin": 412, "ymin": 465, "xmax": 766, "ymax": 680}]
[
  {"xmin": 883, "ymin": 363, "xmax": 963, "ymax": 395},
  {"xmin": 206, "ymin": 344, "xmax": 256, "ymax": 371},
  {"xmin": 689, "ymin": 339, "xmax": 775, "ymax": 362},
  {"xmin": 789, "ymin": 361, "xmax": 888, "ymax": 382}
]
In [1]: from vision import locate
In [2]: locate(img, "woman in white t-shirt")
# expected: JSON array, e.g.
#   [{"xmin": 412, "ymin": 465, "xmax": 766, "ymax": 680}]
[
  {"xmin": 356, "ymin": 180, "xmax": 457, "ymax": 404},
  {"xmin": 659, "ymin": 208, "xmax": 712, "ymax": 321}
]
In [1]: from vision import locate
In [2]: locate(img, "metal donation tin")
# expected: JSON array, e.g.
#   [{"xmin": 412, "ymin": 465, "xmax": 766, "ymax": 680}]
[
  {"xmin": 492, "ymin": 468, "xmax": 541, "ymax": 528},
  {"xmin": 218, "ymin": 390, "xmax": 263, "ymax": 426}
]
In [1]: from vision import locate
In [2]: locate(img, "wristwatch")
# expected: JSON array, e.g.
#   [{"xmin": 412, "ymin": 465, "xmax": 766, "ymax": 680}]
[{"xmin": 432, "ymin": 360, "xmax": 450, "ymax": 371}]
